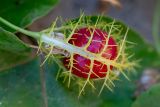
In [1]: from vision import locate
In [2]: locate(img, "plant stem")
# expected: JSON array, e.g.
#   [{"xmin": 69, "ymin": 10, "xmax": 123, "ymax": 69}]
[
  {"xmin": 0, "ymin": 17, "xmax": 41, "ymax": 39},
  {"xmin": 152, "ymin": 0, "xmax": 160, "ymax": 54},
  {"xmin": 0, "ymin": 17, "xmax": 95, "ymax": 61}
]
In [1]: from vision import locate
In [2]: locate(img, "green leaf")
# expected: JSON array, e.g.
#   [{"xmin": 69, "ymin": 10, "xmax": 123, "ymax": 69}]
[
  {"xmin": 0, "ymin": 58, "xmax": 43, "ymax": 107},
  {"xmin": 0, "ymin": 58, "xmax": 103, "ymax": 107},
  {"xmin": 0, "ymin": 0, "xmax": 58, "ymax": 32},
  {"xmin": 127, "ymin": 29, "xmax": 160, "ymax": 68},
  {"xmin": 0, "ymin": 27, "xmax": 33, "ymax": 71},
  {"xmin": 0, "ymin": 0, "xmax": 59, "ymax": 70},
  {"xmin": 0, "ymin": 58, "xmax": 148, "ymax": 107},
  {"xmin": 132, "ymin": 84, "xmax": 160, "ymax": 107}
]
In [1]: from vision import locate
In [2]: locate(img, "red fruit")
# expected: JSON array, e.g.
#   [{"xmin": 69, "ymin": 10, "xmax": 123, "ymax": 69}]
[{"xmin": 63, "ymin": 28, "xmax": 117, "ymax": 79}]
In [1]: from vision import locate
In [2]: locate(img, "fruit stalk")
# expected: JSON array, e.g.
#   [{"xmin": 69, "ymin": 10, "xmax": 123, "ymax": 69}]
[
  {"xmin": 0, "ymin": 17, "xmax": 40, "ymax": 39},
  {"xmin": 0, "ymin": 17, "xmax": 103, "ymax": 64}
]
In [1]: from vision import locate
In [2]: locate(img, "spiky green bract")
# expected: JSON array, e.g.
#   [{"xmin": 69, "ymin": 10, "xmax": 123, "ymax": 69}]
[
  {"xmin": 0, "ymin": 15, "xmax": 138, "ymax": 97},
  {"xmin": 40, "ymin": 15, "xmax": 138, "ymax": 97}
]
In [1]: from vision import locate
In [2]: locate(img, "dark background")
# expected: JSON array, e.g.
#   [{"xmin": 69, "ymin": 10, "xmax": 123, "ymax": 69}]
[{"xmin": 30, "ymin": 0, "xmax": 157, "ymax": 44}]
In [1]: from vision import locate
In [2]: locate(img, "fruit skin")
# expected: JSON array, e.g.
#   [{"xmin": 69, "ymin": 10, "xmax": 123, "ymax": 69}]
[{"xmin": 63, "ymin": 27, "xmax": 117, "ymax": 79}]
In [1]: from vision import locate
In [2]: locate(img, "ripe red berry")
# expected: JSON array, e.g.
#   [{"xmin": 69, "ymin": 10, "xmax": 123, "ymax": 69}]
[{"xmin": 63, "ymin": 28, "xmax": 117, "ymax": 79}]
